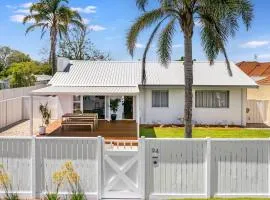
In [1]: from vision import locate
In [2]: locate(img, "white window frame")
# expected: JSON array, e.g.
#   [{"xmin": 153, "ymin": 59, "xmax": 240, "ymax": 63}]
[
  {"xmin": 195, "ymin": 90, "xmax": 230, "ymax": 108},
  {"xmin": 152, "ymin": 90, "xmax": 169, "ymax": 108},
  {"xmin": 73, "ymin": 95, "xmax": 82, "ymax": 113}
]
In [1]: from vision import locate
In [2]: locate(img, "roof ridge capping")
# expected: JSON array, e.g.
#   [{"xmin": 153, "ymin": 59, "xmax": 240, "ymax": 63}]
[{"xmin": 70, "ymin": 60, "xmax": 233, "ymax": 64}]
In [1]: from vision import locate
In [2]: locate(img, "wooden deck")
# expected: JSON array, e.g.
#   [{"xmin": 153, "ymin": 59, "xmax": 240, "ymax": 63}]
[{"xmin": 43, "ymin": 120, "xmax": 138, "ymax": 140}]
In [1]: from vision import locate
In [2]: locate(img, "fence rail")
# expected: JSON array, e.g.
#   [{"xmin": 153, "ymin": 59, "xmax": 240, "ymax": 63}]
[
  {"xmin": 0, "ymin": 137, "xmax": 269, "ymax": 199},
  {"xmin": 0, "ymin": 97, "xmax": 23, "ymax": 129},
  {"xmin": 0, "ymin": 85, "xmax": 45, "ymax": 101},
  {"xmin": 0, "ymin": 96, "xmax": 59, "ymax": 130}
]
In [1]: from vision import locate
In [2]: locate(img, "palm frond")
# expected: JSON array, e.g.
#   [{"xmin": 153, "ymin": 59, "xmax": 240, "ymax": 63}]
[
  {"xmin": 235, "ymin": 0, "xmax": 253, "ymax": 30},
  {"xmin": 126, "ymin": 8, "xmax": 164, "ymax": 57},
  {"xmin": 141, "ymin": 17, "xmax": 169, "ymax": 84},
  {"xmin": 25, "ymin": 23, "xmax": 46, "ymax": 35},
  {"xmin": 157, "ymin": 18, "xmax": 176, "ymax": 66},
  {"xmin": 136, "ymin": 0, "xmax": 148, "ymax": 11}
]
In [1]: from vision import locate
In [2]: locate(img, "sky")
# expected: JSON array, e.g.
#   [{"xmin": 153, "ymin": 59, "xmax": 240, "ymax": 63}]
[{"xmin": 0, "ymin": 0, "xmax": 270, "ymax": 63}]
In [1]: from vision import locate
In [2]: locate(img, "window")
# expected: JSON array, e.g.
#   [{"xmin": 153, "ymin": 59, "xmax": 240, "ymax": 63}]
[
  {"xmin": 152, "ymin": 90, "xmax": 169, "ymax": 107},
  {"xmin": 73, "ymin": 95, "xmax": 81, "ymax": 113},
  {"xmin": 195, "ymin": 90, "xmax": 229, "ymax": 108}
]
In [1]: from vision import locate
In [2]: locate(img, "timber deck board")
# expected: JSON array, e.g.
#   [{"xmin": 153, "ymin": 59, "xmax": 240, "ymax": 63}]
[{"xmin": 44, "ymin": 120, "xmax": 137, "ymax": 139}]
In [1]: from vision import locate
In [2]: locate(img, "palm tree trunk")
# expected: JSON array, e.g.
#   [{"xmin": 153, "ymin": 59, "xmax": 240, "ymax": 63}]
[
  {"xmin": 184, "ymin": 34, "xmax": 193, "ymax": 138},
  {"xmin": 50, "ymin": 27, "xmax": 57, "ymax": 75}
]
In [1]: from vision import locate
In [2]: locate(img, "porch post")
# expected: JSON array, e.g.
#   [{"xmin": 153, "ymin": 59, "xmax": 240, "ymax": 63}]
[
  {"xmin": 108, "ymin": 96, "xmax": 111, "ymax": 121},
  {"xmin": 105, "ymin": 96, "xmax": 107, "ymax": 120},
  {"xmin": 136, "ymin": 94, "xmax": 140, "ymax": 138},
  {"xmin": 30, "ymin": 95, "xmax": 34, "ymax": 136}
]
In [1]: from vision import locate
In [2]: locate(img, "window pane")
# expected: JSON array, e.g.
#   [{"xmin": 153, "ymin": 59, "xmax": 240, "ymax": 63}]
[
  {"xmin": 73, "ymin": 95, "xmax": 81, "ymax": 102},
  {"xmin": 161, "ymin": 91, "xmax": 168, "ymax": 107},
  {"xmin": 83, "ymin": 96, "xmax": 105, "ymax": 119},
  {"xmin": 73, "ymin": 102, "xmax": 81, "ymax": 113},
  {"xmin": 196, "ymin": 91, "xmax": 229, "ymax": 108},
  {"xmin": 152, "ymin": 91, "xmax": 160, "ymax": 107}
]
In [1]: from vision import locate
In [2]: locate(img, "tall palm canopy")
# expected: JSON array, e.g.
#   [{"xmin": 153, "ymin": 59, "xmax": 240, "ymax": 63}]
[
  {"xmin": 23, "ymin": 0, "xmax": 84, "ymax": 75},
  {"xmin": 127, "ymin": 0, "xmax": 253, "ymax": 138}
]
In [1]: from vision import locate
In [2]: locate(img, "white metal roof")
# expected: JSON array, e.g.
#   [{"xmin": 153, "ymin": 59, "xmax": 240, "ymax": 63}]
[
  {"xmin": 35, "ymin": 74, "xmax": 52, "ymax": 82},
  {"xmin": 48, "ymin": 60, "xmax": 257, "ymax": 88},
  {"xmin": 32, "ymin": 86, "xmax": 139, "ymax": 96}
]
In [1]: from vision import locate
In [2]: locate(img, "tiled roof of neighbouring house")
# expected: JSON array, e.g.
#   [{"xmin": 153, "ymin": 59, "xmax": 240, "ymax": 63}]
[{"xmin": 237, "ymin": 61, "xmax": 270, "ymax": 85}]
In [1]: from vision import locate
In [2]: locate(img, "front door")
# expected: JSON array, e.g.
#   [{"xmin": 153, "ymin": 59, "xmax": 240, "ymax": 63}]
[
  {"xmin": 123, "ymin": 96, "xmax": 133, "ymax": 119},
  {"xmin": 83, "ymin": 96, "xmax": 105, "ymax": 119}
]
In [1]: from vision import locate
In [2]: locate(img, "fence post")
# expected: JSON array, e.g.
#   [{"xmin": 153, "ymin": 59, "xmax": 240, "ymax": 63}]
[
  {"xmin": 5, "ymin": 100, "xmax": 7, "ymax": 127},
  {"xmin": 268, "ymin": 137, "xmax": 270, "ymax": 197},
  {"xmin": 30, "ymin": 95, "xmax": 33, "ymax": 136},
  {"xmin": 97, "ymin": 136, "xmax": 103, "ymax": 200},
  {"xmin": 31, "ymin": 136, "xmax": 37, "ymax": 199},
  {"xmin": 139, "ymin": 136, "xmax": 146, "ymax": 199},
  {"xmin": 206, "ymin": 137, "xmax": 212, "ymax": 198}
]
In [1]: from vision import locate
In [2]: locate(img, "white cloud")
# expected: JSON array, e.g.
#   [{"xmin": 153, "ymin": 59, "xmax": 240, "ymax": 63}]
[
  {"xmin": 6, "ymin": 5, "xmax": 17, "ymax": 9},
  {"xmin": 20, "ymin": 2, "xmax": 33, "ymax": 8},
  {"xmin": 15, "ymin": 9, "xmax": 30, "ymax": 14},
  {"xmin": 10, "ymin": 14, "xmax": 34, "ymax": 23},
  {"xmin": 88, "ymin": 25, "xmax": 106, "ymax": 31},
  {"xmin": 9, "ymin": 2, "xmax": 34, "ymax": 23},
  {"xmin": 135, "ymin": 43, "xmax": 145, "ymax": 48},
  {"xmin": 71, "ymin": 6, "xmax": 96, "ymax": 14},
  {"xmin": 241, "ymin": 40, "xmax": 270, "ymax": 48},
  {"xmin": 10, "ymin": 15, "xmax": 25, "ymax": 23},
  {"xmin": 257, "ymin": 54, "xmax": 270, "ymax": 59},
  {"xmin": 172, "ymin": 44, "xmax": 182, "ymax": 48},
  {"xmin": 82, "ymin": 18, "xmax": 90, "ymax": 24}
]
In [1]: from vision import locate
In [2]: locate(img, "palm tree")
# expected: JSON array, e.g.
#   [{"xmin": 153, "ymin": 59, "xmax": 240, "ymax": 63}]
[
  {"xmin": 127, "ymin": 0, "xmax": 253, "ymax": 138},
  {"xmin": 23, "ymin": 0, "xmax": 83, "ymax": 75}
]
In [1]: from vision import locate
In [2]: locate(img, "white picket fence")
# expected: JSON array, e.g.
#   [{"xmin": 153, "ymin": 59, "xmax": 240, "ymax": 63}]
[
  {"xmin": 0, "ymin": 96, "xmax": 59, "ymax": 130},
  {"xmin": 0, "ymin": 137, "xmax": 269, "ymax": 199},
  {"xmin": 0, "ymin": 85, "xmax": 45, "ymax": 101}
]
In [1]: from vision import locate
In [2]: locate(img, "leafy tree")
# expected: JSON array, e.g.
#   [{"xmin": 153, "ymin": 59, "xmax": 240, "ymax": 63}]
[
  {"xmin": 0, "ymin": 46, "xmax": 31, "ymax": 68},
  {"xmin": 23, "ymin": 0, "xmax": 84, "ymax": 75},
  {"xmin": 0, "ymin": 63, "xmax": 4, "ymax": 73},
  {"xmin": 127, "ymin": 0, "xmax": 253, "ymax": 137},
  {"xmin": 0, "ymin": 46, "xmax": 12, "ymax": 68},
  {"xmin": 58, "ymin": 26, "xmax": 111, "ymax": 61},
  {"xmin": 8, "ymin": 62, "xmax": 37, "ymax": 88},
  {"xmin": 6, "ymin": 61, "xmax": 51, "ymax": 76},
  {"xmin": 7, "ymin": 50, "xmax": 31, "ymax": 65}
]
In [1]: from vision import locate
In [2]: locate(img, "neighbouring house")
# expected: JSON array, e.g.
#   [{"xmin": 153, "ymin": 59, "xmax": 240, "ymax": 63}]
[
  {"xmin": 0, "ymin": 78, "xmax": 10, "ymax": 89},
  {"xmin": 237, "ymin": 61, "xmax": 270, "ymax": 125},
  {"xmin": 34, "ymin": 74, "xmax": 52, "ymax": 85},
  {"xmin": 0, "ymin": 74, "xmax": 51, "ymax": 89},
  {"xmin": 237, "ymin": 61, "xmax": 270, "ymax": 100},
  {"xmin": 31, "ymin": 57, "xmax": 256, "ymax": 136}
]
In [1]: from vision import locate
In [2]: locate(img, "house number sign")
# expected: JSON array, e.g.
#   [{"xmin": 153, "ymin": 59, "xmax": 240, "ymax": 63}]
[{"xmin": 152, "ymin": 148, "xmax": 159, "ymax": 167}]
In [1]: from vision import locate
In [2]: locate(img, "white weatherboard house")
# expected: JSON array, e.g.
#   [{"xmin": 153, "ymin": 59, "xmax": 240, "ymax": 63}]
[{"xmin": 32, "ymin": 58, "xmax": 257, "ymax": 136}]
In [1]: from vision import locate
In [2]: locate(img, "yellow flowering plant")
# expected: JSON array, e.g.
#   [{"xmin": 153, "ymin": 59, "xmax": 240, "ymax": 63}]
[
  {"xmin": 45, "ymin": 167, "xmax": 66, "ymax": 200},
  {"xmin": 0, "ymin": 164, "xmax": 18, "ymax": 200},
  {"xmin": 46, "ymin": 161, "xmax": 85, "ymax": 200},
  {"xmin": 62, "ymin": 161, "xmax": 85, "ymax": 200}
]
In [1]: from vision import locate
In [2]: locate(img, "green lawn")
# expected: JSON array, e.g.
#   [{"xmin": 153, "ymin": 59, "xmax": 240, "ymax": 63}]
[
  {"xmin": 173, "ymin": 199, "xmax": 270, "ymax": 200},
  {"xmin": 140, "ymin": 127, "xmax": 270, "ymax": 138}
]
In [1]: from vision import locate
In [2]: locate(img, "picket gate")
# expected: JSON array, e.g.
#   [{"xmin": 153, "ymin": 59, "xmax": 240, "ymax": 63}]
[{"xmin": 101, "ymin": 138, "xmax": 145, "ymax": 199}]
